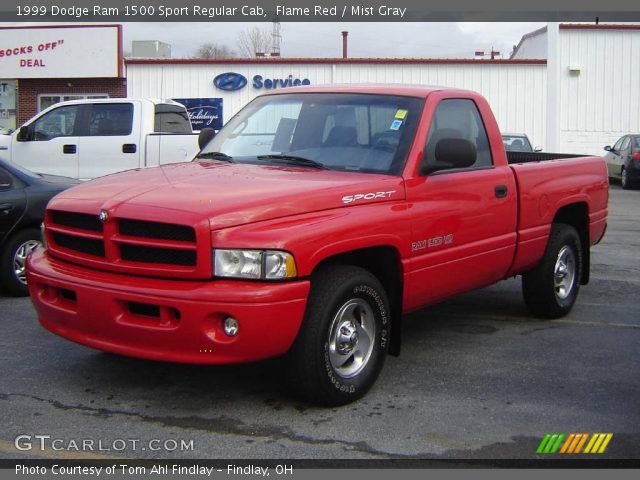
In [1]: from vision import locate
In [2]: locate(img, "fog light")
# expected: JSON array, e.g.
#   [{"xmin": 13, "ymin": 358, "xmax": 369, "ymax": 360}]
[{"xmin": 223, "ymin": 317, "xmax": 239, "ymax": 337}]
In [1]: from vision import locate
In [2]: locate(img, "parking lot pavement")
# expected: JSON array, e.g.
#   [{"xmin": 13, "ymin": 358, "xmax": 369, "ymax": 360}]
[{"xmin": 0, "ymin": 185, "xmax": 638, "ymax": 461}]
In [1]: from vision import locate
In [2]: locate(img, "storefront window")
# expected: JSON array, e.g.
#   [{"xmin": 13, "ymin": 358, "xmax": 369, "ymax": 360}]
[{"xmin": 0, "ymin": 80, "xmax": 17, "ymax": 133}]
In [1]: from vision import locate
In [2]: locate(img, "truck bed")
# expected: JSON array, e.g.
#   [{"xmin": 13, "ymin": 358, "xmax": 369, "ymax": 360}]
[
  {"xmin": 506, "ymin": 151, "xmax": 588, "ymax": 164},
  {"xmin": 506, "ymin": 154, "xmax": 609, "ymax": 276}
]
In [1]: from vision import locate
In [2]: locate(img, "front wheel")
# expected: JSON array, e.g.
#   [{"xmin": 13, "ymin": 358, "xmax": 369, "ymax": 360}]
[
  {"xmin": 522, "ymin": 224, "xmax": 582, "ymax": 319},
  {"xmin": 0, "ymin": 228, "xmax": 42, "ymax": 296},
  {"xmin": 286, "ymin": 265, "xmax": 390, "ymax": 406}
]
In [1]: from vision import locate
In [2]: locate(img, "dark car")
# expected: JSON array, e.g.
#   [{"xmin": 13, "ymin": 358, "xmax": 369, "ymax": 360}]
[
  {"xmin": 604, "ymin": 134, "xmax": 640, "ymax": 189},
  {"xmin": 0, "ymin": 159, "xmax": 79, "ymax": 295}
]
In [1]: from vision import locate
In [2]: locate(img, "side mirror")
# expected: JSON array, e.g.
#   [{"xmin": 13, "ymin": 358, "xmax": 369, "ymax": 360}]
[
  {"xmin": 534, "ymin": 146, "xmax": 542, "ymax": 152},
  {"xmin": 198, "ymin": 128, "xmax": 216, "ymax": 150},
  {"xmin": 16, "ymin": 125, "xmax": 32, "ymax": 142},
  {"xmin": 603, "ymin": 145, "xmax": 612, "ymax": 152},
  {"xmin": 421, "ymin": 138, "xmax": 477, "ymax": 175}
]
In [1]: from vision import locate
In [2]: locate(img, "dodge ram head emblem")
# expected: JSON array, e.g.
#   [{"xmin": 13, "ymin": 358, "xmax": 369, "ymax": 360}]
[{"xmin": 99, "ymin": 210, "xmax": 109, "ymax": 223}]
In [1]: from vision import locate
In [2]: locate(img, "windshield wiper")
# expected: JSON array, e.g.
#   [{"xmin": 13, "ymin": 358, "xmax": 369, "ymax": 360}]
[
  {"xmin": 195, "ymin": 151, "xmax": 235, "ymax": 163},
  {"xmin": 257, "ymin": 154, "xmax": 326, "ymax": 170}
]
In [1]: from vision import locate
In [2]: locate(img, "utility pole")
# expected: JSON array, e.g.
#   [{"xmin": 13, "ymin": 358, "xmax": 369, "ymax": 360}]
[{"xmin": 272, "ymin": 17, "xmax": 282, "ymax": 56}]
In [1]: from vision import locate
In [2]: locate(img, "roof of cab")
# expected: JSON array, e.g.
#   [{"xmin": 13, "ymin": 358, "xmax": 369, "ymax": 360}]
[{"xmin": 256, "ymin": 83, "xmax": 475, "ymax": 98}]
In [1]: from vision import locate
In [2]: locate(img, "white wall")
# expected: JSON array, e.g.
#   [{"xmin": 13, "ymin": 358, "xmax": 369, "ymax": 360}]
[
  {"xmin": 513, "ymin": 26, "xmax": 640, "ymax": 154},
  {"xmin": 558, "ymin": 28, "xmax": 640, "ymax": 154},
  {"xmin": 127, "ymin": 61, "xmax": 548, "ymax": 149}
]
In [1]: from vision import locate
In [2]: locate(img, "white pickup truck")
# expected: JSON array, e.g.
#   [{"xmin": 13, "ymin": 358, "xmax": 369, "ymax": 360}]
[{"xmin": 0, "ymin": 98, "xmax": 200, "ymax": 180}]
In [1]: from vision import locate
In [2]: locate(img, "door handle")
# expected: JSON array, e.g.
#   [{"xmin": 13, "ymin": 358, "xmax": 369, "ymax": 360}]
[
  {"xmin": 494, "ymin": 185, "xmax": 508, "ymax": 198},
  {"xmin": 0, "ymin": 203, "xmax": 14, "ymax": 215},
  {"xmin": 63, "ymin": 144, "xmax": 77, "ymax": 154},
  {"xmin": 122, "ymin": 144, "xmax": 137, "ymax": 154}
]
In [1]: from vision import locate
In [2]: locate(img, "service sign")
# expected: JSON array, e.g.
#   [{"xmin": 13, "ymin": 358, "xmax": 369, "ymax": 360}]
[
  {"xmin": 172, "ymin": 98, "xmax": 223, "ymax": 131},
  {"xmin": 0, "ymin": 25, "xmax": 121, "ymax": 78}
]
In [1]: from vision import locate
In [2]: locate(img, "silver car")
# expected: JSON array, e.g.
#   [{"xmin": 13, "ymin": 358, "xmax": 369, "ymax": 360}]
[
  {"xmin": 502, "ymin": 133, "xmax": 541, "ymax": 153},
  {"xmin": 603, "ymin": 135, "xmax": 640, "ymax": 190}
]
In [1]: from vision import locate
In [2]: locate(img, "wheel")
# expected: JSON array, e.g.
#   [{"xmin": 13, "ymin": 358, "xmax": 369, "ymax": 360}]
[
  {"xmin": 0, "ymin": 228, "xmax": 42, "ymax": 296},
  {"xmin": 522, "ymin": 224, "xmax": 582, "ymax": 319},
  {"xmin": 621, "ymin": 167, "xmax": 629, "ymax": 189},
  {"xmin": 286, "ymin": 265, "xmax": 390, "ymax": 406},
  {"xmin": 621, "ymin": 167, "xmax": 634, "ymax": 190}
]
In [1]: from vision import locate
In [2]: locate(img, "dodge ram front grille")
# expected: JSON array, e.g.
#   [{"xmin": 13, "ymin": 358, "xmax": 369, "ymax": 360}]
[
  {"xmin": 51, "ymin": 232, "xmax": 105, "ymax": 257},
  {"xmin": 50, "ymin": 210, "xmax": 103, "ymax": 232},
  {"xmin": 46, "ymin": 209, "xmax": 204, "ymax": 276},
  {"xmin": 120, "ymin": 244, "xmax": 197, "ymax": 266},
  {"xmin": 119, "ymin": 219, "xmax": 196, "ymax": 242}
]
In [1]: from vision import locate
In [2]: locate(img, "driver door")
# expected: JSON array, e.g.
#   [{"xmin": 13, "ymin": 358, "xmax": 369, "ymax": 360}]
[{"xmin": 11, "ymin": 104, "xmax": 80, "ymax": 178}]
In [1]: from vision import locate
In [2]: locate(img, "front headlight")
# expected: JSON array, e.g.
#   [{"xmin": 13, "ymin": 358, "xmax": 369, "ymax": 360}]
[{"xmin": 213, "ymin": 249, "xmax": 297, "ymax": 280}]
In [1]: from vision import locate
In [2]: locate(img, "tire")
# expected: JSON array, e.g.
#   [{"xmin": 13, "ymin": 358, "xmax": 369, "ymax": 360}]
[
  {"xmin": 0, "ymin": 228, "xmax": 42, "ymax": 297},
  {"xmin": 522, "ymin": 224, "xmax": 582, "ymax": 319},
  {"xmin": 286, "ymin": 265, "xmax": 390, "ymax": 406},
  {"xmin": 621, "ymin": 167, "xmax": 630, "ymax": 189},
  {"xmin": 621, "ymin": 167, "xmax": 635, "ymax": 190}
]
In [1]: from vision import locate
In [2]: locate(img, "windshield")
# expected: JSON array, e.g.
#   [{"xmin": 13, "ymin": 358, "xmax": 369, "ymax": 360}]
[
  {"xmin": 502, "ymin": 135, "xmax": 533, "ymax": 152},
  {"xmin": 198, "ymin": 93, "xmax": 424, "ymax": 175}
]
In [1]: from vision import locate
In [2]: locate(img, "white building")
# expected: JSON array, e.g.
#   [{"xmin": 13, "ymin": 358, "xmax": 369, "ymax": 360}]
[
  {"xmin": 512, "ymin": 23, "xmax": 640, "ymax": 154},
  {"xmin": 125, "ymin": 23, "xmax": 640, "ymax": 155}
]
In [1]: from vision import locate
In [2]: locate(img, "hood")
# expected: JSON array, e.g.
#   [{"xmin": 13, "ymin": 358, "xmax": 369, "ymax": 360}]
[
  {"xmin": 52, "ymin": 161, "xmax": 405, "ymax": 230},
  {"xmin": 37, "ymin": 173, "xmax": 81, "ymax": 187}
]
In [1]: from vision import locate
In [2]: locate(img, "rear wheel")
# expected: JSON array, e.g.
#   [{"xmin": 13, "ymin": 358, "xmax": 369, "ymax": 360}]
[
  {"xmin": 286, "ymin": 265, "xmax": 390, "ymax": 406},
  {"xmin": 522, "ymin": 224, "xmax": 582, "ymax": 319},
  {"xmin": 621, "ymin": 167, "xmax": 630, "ymax": 189},
  {"xmin": 0, "ymin": 228, "xmax": 42, "ymax": 296},
  {"xmin": 621, "ymin": 167, "xmax": 635, "ymax": 190}
]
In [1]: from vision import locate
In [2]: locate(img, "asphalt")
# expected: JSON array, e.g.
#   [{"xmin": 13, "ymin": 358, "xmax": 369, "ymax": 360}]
[{"xmin": 0, "ymin": 184, "xmax": 638, "ymax": 462}]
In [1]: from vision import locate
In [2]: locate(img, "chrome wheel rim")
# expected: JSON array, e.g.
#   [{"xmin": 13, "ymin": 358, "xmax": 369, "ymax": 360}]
[
  {"xmin": 554, "ymin": 245, "xmax": 576, "ymax": 300},
  {"xmin": 621, "ymin": 168, "xmax": 627, "ymax": 188},
  {"xmin": 327, "ymin": 298, "xmax": 376, "ymax": 379},
  {"xmin": 13, "ymin": 240, "xmax": 41, "ymax": 285}
]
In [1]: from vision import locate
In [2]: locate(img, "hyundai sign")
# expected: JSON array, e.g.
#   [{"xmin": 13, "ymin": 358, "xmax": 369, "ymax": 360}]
[
  {"xmin": 172, "ymin": 98, "xmax": 223, "ymax": 130},
  {"xmin": 213, "ymin": 72, "xmax": 311, "ymax": 91},
  {"xmin": 213, "ymin": 72, "xmax": 247, "ymax": 91}
]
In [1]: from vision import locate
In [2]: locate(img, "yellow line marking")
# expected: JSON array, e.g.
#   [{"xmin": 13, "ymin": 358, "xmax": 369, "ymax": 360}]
[
  {"xmin": 591, "ymin": 433, "xmax": 606, "ymax": 453},
  {"xmin": 560, "ymin": 433, "xmax": 575, "ymax": 453},
  {"xmin": 598, "ymin": 433, "xmax": 613, "ymax": 453},
  {"xmin": 584, "ymin": 433, "xmax": 598, "ymax": 453},
  {"xmin": 554, "ymin": 319, "xmax": 640, "ymax": 329},
  {"xmin": 0, "ymin": 439, "xmax": 117, "ymax": 460},
  {"xmin": 574, "ymin": 433, "xmax": 589, "ymax": 454}
]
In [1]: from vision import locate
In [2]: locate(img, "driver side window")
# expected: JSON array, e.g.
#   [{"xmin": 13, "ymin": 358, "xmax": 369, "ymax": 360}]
[
  {"xmin": 423, "ymin": 99, "xmax": 493, "ymax": 171},
  {"xmin": 612, "ymin": 137, "xmax": 625, "ymax": 152},
  {"xmin": 32, "ymin": 105, "xmax": 78, "ymax": 141}
]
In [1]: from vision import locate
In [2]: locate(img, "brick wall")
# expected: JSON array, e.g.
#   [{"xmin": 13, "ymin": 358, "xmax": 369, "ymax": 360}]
[{"xmin": 17, "ymin": 78, "xmax": 127, "ymax": 124}]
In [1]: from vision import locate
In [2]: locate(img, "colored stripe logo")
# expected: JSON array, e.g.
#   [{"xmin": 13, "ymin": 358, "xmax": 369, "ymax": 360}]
[{"xmin": 537, "ymin": 433, "xmax": 612, "ymax": 454}]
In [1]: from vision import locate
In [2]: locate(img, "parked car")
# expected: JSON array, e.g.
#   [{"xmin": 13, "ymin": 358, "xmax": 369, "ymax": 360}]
[
  {"xmin": 0, "ymin": 159, "xmax": 78, "ymax": 295},
  {"xmin": 28, "ymin": 85, "xmax": 608, "ymax": 405},
  {"xmin": 502, "ymin": 133, "xmax": 540, "ymax": 152},
  {"xmin": 603, "ymin": 134, "xmax": 640, "ymax": 189},
  {"xmin": 0, "ymin": 99, "xmax": 200, "ymax": 180}
]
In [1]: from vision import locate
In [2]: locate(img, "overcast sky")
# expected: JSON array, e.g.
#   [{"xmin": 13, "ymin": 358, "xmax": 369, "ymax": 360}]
[
  {"xmin": 122, "ymin": 22, "xmax": 546, "ymax": 58},
  {"xmin": 3, "ymin": 22, "xmax": 547, "ymax": 58}
]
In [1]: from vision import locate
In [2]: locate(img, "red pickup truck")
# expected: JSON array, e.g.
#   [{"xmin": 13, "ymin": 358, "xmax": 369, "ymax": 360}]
[{"xmin": 27, "ymin": 85, "xmax": 608, "ymax": 405}]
